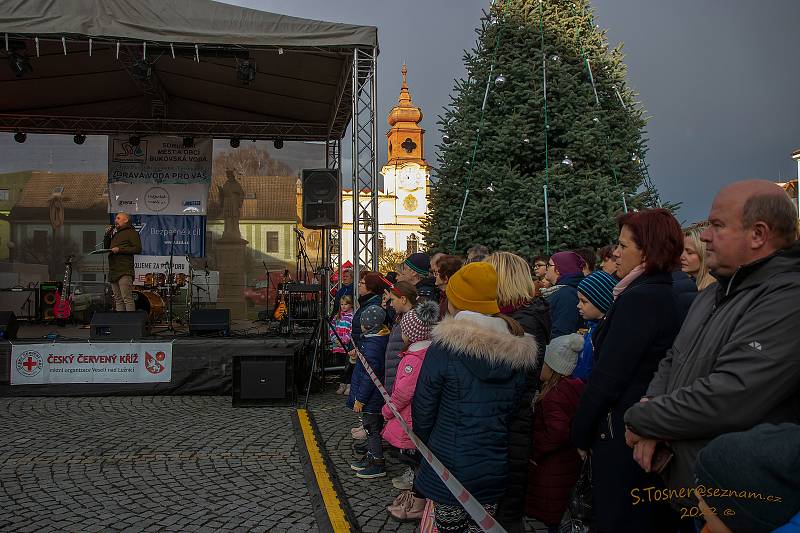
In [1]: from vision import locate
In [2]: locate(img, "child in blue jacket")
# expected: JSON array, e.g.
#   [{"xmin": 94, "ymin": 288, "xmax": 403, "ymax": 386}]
[
  {"xmin": 347, "ymin": 304, "xmax": 390, "ymax": 479},
  {"xmin": 572, "ymin": 270, "xmax": 618, "ymax": 380}
]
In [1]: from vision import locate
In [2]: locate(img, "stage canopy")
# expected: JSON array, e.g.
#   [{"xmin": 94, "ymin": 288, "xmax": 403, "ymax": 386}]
[{"xmin": 0, "ymin": 0, "xmax": 378, "ymax": 140}]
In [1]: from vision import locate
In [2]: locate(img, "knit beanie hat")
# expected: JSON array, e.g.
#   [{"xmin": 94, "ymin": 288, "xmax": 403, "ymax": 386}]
[
  {"xmin": 544, "ymin": 334, "xmax": 584, "ymax": 376},
  {"xmin": 551, "ymin": 251, "xmax": 586, "ymax": 277},
  {"xmin": 695, "ymin": 423, "xmax": 800, "ymax": 532},
  {"xmin": 359, "ymin": 305, "xmax": 386, "ymax": 335},
  {"xmin": 445, "ymin": 262, "xmax": 500, "ymax": 315},
  {"xmin": 401, "ymin": 300, "xmax": 439, "ymax": 344},
  {"xmin": 577, "ymin": 270, "xmax": 619, "ymax": 314},
  {"xmin": 403, "ymin": 253, "xmax": 430, "ymax": 276}
]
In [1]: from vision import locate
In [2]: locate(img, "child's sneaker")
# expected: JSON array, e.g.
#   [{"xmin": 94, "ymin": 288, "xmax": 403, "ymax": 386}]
[
  {"xmin": 391, "ymin": 466, "xmax": 414, "ymax": 490},
  {"xmin": 344, "ymin": 384, "xmax": 350, "ymax": 395},
  {"xmin": 351, "ymin": 426, "xmax": 367, "ymax": 440},
  {"xmin": 336, "ymin": 383, "xmax": 347, "ymax": 395},
  {"xmin": 350, "ymin": 452, "xmax": 374, "ymax": 471},
  {"xmin": 356, "ymin": 457, "xmax": 386, "ymax": 479}
]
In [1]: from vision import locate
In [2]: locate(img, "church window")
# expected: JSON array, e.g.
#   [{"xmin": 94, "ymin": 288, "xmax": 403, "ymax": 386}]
[
  {"xmin": 401, "ymin": 138, "xmax": 417, "ymax": 153},
  {"xmin": 406, "ymin": 233, "xmax": 419, "ymax": 254}
]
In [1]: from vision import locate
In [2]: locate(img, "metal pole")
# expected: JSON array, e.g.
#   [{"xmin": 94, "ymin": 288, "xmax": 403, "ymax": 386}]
[
  {"xmin": 351, "ymin": 48, "xmax": 360, "ymax": 308},
  {"xmin": 543, "ymin": 184, "xmax": 550, "ymax": 254}
]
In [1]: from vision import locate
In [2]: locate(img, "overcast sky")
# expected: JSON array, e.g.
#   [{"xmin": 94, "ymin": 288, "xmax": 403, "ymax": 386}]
[
  {"xmin": 2, "ymin": 1, "xmax": 798, "ymax": 223},
  {"xmin": 221, "ymin": 0, "xmax": 800, "ymax": 223}
]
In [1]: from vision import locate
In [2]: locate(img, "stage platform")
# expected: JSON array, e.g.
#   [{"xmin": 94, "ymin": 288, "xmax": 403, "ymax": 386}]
[{"xmin": 0, "ymin": 321, "xmax": 309, "ymax": 397}]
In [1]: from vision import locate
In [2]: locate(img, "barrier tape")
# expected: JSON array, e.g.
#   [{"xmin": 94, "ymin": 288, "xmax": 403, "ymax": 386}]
[{"xmin": 355, "ymin": 349, "xmax": 507, "ymax": 533}]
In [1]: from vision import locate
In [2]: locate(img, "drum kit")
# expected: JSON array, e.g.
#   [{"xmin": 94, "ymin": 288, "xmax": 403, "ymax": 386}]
[{"xmin": 132, "ymin": 271, "xmax": 195, "ymax": 325}]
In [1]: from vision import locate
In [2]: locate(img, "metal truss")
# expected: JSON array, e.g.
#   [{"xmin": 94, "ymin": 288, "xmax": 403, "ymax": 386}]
[
  {"xmin": 326, "ymin": 138, "xmax": 342, "ymax": 304},
  {"xmin": 0, "ymin": 114, "xmax": 329, "ymax": 140},
  {"xmin": 351, "ymin": 47, "xmax": 379, "ymax": 292},
  {"xmin": 118, "ymin": 45, "xmax": 168, "ymax": 119}
]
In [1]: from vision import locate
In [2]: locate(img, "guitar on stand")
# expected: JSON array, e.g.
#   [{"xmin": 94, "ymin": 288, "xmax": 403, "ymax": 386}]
[
  {"xmin": 53, "ymin": 255, "xmax": 75, "ymax": 322},
  {"xmin": 273, "ymin": 269, "xmax": 290, "ymax": 321}
]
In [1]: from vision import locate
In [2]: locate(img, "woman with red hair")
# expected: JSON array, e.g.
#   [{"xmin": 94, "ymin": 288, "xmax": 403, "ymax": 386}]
[{"xmin": 571, "ymin": 209, "xmax": 685, "ymax": 533}]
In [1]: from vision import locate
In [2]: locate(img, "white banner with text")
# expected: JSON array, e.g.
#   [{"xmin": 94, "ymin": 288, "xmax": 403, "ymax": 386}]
[
  {"xmin": 108, "ymin": 136, "xmax": 212, "ymax": 184},
  {"xmin": 10, "ymin": 342, "xmax": 173, "ymax": 384}
]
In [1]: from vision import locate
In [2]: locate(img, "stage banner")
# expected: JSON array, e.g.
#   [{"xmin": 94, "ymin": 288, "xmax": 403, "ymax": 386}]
[
  {"xmin": 133, "ymin": 255, "xmax": 191, "ymax": 285},
  {"xmin": 128, "ymin": 214, "xmax": 206, "ymax": 257},
  {"xmin": 108, "ymin": 182, "xmax": 209, "ymax": 215},
  {"xmin": 10, "ymin": 342, "xmax": 173, "ymax": 384},
  {"xmin": 108, "ymin": 136, "xmax": 212, "ymax": 184}
]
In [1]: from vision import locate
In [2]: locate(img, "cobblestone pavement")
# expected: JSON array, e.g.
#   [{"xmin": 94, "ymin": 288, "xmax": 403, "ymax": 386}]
[
  {"xmin": 2, "ymin": 393, "xmax": 548, "ymax": 533},
  {"xmin": 0, "ymin": 396, "xmax": 315, "ymax": 533},
  {"xmin": 310, "ymin": 390, "xmax": 547, "ymax": 533}
]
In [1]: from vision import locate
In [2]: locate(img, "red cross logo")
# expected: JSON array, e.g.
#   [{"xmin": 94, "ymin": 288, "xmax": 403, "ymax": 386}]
[
  {"xmin": 16, "ymin": 350, "xmax": 43, "ymax": 378},
  {"xmin": 22, "ymin": 356, "xmax": 37, "ymax": 372}
]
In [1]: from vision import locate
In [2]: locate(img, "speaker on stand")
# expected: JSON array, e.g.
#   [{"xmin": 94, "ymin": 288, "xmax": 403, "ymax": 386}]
[{"xmin": 301, "ymin": 169, "xmax": 341, "ymax": 229}]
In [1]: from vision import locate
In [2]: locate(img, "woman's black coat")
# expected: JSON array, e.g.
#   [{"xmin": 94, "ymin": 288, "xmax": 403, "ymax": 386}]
[{"xmin": 571, "ymin": 272, "xmax": 683, "ymax": 533}]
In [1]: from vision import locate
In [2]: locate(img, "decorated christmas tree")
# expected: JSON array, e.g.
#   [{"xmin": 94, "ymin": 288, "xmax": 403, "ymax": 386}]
[{"xmin": 423, "ymin": 0, "xmax": 663, "ymax": 257}]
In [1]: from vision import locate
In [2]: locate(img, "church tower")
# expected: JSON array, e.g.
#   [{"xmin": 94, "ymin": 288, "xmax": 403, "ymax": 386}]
[{"xmin": 381, "ymin": 64, "xmax": 429, "ymax": 234}]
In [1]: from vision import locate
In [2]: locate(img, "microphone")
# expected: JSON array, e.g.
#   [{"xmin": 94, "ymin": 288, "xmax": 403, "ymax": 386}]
[
  {"xmin": 293, "ymin": 227, "xmax": 305, "ymax": 240},
  {"xmin": 105, "ymin": 225, "xmax": 115, "ymax": 234}
]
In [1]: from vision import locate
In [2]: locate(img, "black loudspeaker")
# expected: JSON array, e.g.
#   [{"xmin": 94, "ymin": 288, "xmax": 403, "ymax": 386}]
[
  {"xmin": 0, "ymin": 288, "xmax": 37, "ymax": 320},
  {"xmin": 302, "ymin": 168, "xmax": 341, "ymax": 228},
  {"xmin": 39, "ymin": 281, "xmax": 63, "ymax": 321},
  {"xmin": 0, "ymin": 311, "xmax": 19, "ymax": 340},
  {"xmin": 90, "ymin": 311, "xmax": 150, "ymax": 340},
  {"xmin": 232, "ymin": 350, "xmax": 296, "ymax": 406},
  {"xmin": 189, "ymin": 309, "xmax": 230, "ymax": 336}
]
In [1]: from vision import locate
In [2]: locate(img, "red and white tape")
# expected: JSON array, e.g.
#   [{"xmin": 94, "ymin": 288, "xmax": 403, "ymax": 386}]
[{"xmin": 355, "ymin": 349, "xmax": 508, "ymax": 533}]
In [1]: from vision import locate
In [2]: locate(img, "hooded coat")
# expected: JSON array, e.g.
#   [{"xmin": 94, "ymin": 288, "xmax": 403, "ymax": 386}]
[
  {"xmin": 381, "ymin": 340, "xmax": 431, "ymax": 450},
  {"xmin": 625, "ymin": 242, "xmax": 800, "ymax": 510},
  {"xmin": 412, "ymin": 311, "xmax": 538, "ymax": 506}
]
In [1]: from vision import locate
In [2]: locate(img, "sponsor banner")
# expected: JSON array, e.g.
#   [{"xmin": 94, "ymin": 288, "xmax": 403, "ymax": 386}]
[
  {"xmin": 11, "ymin": 342, "xmax": 173, "ymax": 384},
  {"xmin": 108, "ymin": 136, "xmax": 212, "ymax": 184},
  {"xmin": 108, "ymin": 182, "xmax": 209, "ymax": 215},
  {"xmin": 127, "ymin": 214, "xmax": 206, "ymax": 257},
  {"xmin": 133, "ymin": 255, "xmax": 191, "ymax": 285}
]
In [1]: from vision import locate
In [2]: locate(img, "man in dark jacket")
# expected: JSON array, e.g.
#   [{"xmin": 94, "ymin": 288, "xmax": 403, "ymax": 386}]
[
  {"xmin": 544, "ymin": 251, "xmax": 586, "ymax": 338},
  {"xmin": 625, "ymin": 180, "xmax": 800, "ymax": 510},
  {"xmin": 397, "ymin": 252, "xmax": 439, "ymax": 303},
  {"xmin": 103, "ymin": 212, "xmax": 142, "ymax": 311}
]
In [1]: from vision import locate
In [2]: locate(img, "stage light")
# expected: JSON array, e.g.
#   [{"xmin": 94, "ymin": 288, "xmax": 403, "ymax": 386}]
[
  {"xmin": 73, "ymin": 133, "xmax": 86, "ymax": 145},
  {"xmin": 129, "ymin": 135, "xmax": 141, "ymax": 146},
  {"xmin": 8, "ymin": 51, "xmax": 32, "ymax": 78},
  {"xmin": 230, "ymin": 138, "xmax": 240, "ymax": 148},
  {"xmin": 183, "ymin": 137, "xmax": 194, "ymax": 148},
  {"xmin": 273, "ymin": 139, "xmax": 284, "ymax": 150},
  {"xmin": 14, "ymin": 132, "xmax": 26, "ymax": 143},
  {"xmin": 236, "ymin": 59, "xmax": 256, "ymax": 85}
]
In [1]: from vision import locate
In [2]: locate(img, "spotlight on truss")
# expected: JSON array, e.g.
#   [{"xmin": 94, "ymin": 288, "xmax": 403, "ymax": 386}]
[
  {"xmin": 230, "ymin": 138, "xmax": 240, "ymax": 148},
  {"xmin": 14, "ymin": 132, "xmax": 26, "ymax": 143},
  {"xmin": 236, "ymin": 59, "xmax": 256, "ymax": 85},
  {"xmin": 273, "ymin": 139, "xmax": 284, "ymax": 150},
  {"xmin": 73, "ymin": 134, "xmax": 86, "ymax": 145}
]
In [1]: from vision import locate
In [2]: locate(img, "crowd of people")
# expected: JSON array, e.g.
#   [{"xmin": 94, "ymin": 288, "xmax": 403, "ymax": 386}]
[{"xmin": 326, "ymin": 179, "xmax": 800, "ymax": 533}]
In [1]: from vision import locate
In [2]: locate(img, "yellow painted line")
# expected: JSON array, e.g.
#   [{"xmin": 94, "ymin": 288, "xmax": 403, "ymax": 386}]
[{"xmin": 296, "ymin": 408, "xmax": 351, "ymax": 532}]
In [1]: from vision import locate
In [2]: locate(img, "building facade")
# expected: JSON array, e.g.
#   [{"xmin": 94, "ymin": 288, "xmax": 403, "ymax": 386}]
[{"xmin": 340, "ymin": 64, "xmax": 430, "ymax": 264}]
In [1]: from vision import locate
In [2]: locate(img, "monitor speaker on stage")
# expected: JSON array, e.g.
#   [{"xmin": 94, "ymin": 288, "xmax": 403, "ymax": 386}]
[
  {"xmin": 302, "ymin": 168, "xmax": 341, "ymax": 228},
  {"xmin": 90, "ymin": 311, "xmax": 150, "ymax": 340},
  {"xmin": 232, "ymin": 350, "xmax": 296, "ymax": 406},
  {"xmin": 0, "ymin": 311, "xmax": 19, "ymax": 340},
  {"xmin": 189, "ymin": 309, "xmax": 230, "ymax": 336},
  {"xmin": 39, "ymin": 281, "xmax": 63, "ymax": 321}
]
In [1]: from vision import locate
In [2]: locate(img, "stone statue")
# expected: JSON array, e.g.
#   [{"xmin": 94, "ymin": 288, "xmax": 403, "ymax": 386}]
[{"xmin": 219, "ymin": 169, "xmax": 245, "ymax": 241}]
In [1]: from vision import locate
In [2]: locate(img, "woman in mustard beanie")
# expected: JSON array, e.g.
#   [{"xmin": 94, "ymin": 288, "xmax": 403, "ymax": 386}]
[{"xmin": 410, "ymin": 262, "xmax": 539, "ymax": 532}]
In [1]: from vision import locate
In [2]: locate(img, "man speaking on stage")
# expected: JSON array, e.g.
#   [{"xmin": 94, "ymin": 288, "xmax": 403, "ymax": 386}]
[{"xmin": 104, "ymin": 212, "xmax": 142, "ymax": 312}]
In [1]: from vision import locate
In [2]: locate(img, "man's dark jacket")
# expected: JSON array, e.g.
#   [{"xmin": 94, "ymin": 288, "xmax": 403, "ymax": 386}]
[
  {"xmin": 103, "ymin": 224, "xmax": 142, "ymax": 282},
  {"xmin": 625, "ymin": 241, "xmax": 800, "ymax": 509}
]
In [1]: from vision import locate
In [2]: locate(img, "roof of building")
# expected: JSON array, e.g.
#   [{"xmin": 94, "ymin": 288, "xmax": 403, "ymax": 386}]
[
  {"xmin": 208, "ymin": 174, "xmax": 297, "ymax": 221},
  {"xmin": 12, "ymin": 171, "xmax": 107, "ymax": 211}
]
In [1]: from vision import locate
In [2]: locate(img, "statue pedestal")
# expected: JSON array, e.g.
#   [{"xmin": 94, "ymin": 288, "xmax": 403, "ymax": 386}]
[{"xmin": 214, "ymin": 238, "xmax": 248, "ymax": 321}]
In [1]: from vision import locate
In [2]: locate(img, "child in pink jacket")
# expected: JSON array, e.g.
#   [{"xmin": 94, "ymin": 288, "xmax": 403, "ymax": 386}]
[{"xmin": 382, "ymin": 299, "xmax": 439, "ymax": 503}]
